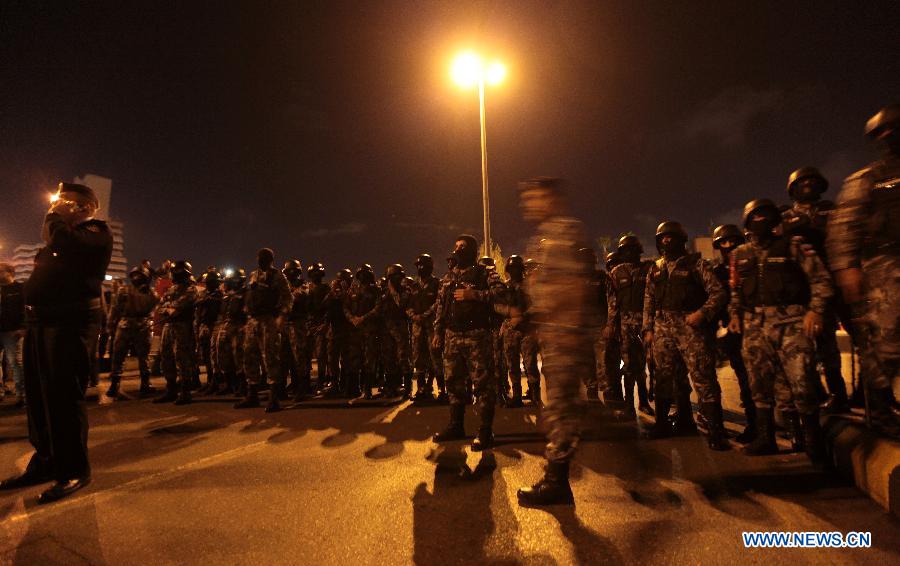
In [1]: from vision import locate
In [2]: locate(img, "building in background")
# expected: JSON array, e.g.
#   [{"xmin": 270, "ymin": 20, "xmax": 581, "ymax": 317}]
[{"xmin": 11, "ymin": 174, "xmax": 128, "ymax": 282}]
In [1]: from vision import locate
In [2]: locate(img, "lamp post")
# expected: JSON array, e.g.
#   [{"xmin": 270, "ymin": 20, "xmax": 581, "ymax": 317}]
[{"xmin": 451, "ymin": 52, "xmax": 506, "ymax": 253}]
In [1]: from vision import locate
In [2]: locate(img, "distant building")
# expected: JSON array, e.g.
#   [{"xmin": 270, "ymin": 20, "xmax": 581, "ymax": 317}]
[
  {"xmin": 11, "ymin": 243, "xmax": 41, "ymax": 282},
  {"xmin": 692, "ymin": 236, "xmax": 715, "ymax": 260},
  {"xmin": 108, "ymin": 219, "xmax": 128, "ymax": 280}
]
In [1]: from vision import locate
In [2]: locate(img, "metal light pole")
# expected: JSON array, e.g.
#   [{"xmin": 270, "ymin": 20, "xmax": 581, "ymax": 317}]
[{"xmin": 451, "ymin": 52, "xmax": 505, "ymax": 254}]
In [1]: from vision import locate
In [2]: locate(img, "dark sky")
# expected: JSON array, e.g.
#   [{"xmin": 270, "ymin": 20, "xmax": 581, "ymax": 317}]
[{"xmin": 2, "ymin": 1, "xmax": 898, "ymax": 273}]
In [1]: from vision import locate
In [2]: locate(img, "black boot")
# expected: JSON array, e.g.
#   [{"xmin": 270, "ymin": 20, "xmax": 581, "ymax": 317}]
[
  {"xmin": 701, "ymin": 402, "xmax": 730, "ymax": 451},
  {"xmin": 105, "ymin": 378, "xmax": 122, "ymax": 399},
  {"xmin": 153, "ymin": 380, "xmax": 178, "ymax": 404},
  {"xmin": 174, "ymin": 381, "xmax": 192, "ymax": 405},
  {"xmin": 293, "ymin": 377, "xmax": 309, "ymax": 402},
  {"xmin": 785, "ymin": 411, "xmax": 804, "ymax": 453},
  {"xmin": 517, "ymin": 461, "xmax": 574, "ymax": 507},
  {"xmin": 623, "ymin": 392, "xmax": 636, "ymax": 418},
  {"xmin": 528, "ymin": 382, "xmax": 542, "ymax": 406},
  {"xmin": 266, "ymin": 383, "xmax": 283, "ymax": 413},
  {"xmin": 735, "ymin": 403, "xmax": 757, "ymax": 444},
  {"xmin": 433, "ymin": 404, "xmax": 466, "ymax": 442},
  {"xmin": 672, "ymin": 393, "xmax": 698, "ymax": 436},
  {"xmin": 472, "ymin": 405, "xmax": 495, "ymax": 451},
  {"xmin": 744, "ymin": 407, "xmax": 778, "ymax": 455},
  {"xmin": 869, "ymin": 387, "xmax": 900, "ymax": 439},
  {"xmin": 234, "ymin": 384, "xmax": 261, "ymax": 409},
  {"xmin": 802, "ymin": 411, "xmax": 824, "ymax": 463},
  {"xmin": 507, "ymin": 378, "xmax": 524, "ymax": 408},
  {"xmin": 138, "ymin": 378, "xmax": 156, "ymax": 398},
  {"xmin": 647, "ymin": 398, "xmax": 673, "ymax": 439}
]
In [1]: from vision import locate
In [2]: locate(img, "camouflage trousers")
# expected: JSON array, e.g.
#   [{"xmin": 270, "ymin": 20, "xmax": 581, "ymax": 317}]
[
  {"xmin": 308, "ymin": 321, "xmax": 328, "ymax": 381},
  {"xmin": 345, "ymin": 323, "xmax": 379, "ymax": 389},
  {"xmin": 741, "ymin": 305, "xmax": 817, "ymax": 414},
  {"xmin": 859, "ymin": 253, "xmax": 900, "ymax": 391},
  {"xmin": 285, "ymin": 320, "xmax": 310, "ymax": 383},
  {"xmin": 243, "ymin": 315, "xmax": 282, "ymax": 387},
  {"xmin": 196, "ymin": 323, "xmax": 214, "ymax": 374},
  {"xmin": 327, "ymin": 324, "xmax": 350, "ymax": 382},
  {"xmin": 160, "ymin": 321, "xmax": 195, "ymax": 387},
  {"xmin": 538, "ymin": 326, "xmax": 592, "ymax": 464},
  {"xmin": 619, "ymin": 313, "xmax": 649, "ymax": 400},
  {"xmin": 382, "ymin": 319, "xmax": 411, "ymax": 377},
  {"xmin": 651, "ymin": 311, "xmax": 721, "ymax": 404},
  {"xmin": 443, "ymin": 328, "xmax": 495, "ymax": 411},
  {"xmin": 110, "ymin": 321, "xmax": 151, "ymax": 380},
  {"xmin": 411, "ymin": 319, "xmax": 443, "ymax": 391},
  {"xmin": 490, "ymin": 325, "xmax": 506, "ymax": 387},
  {"xmin": 501, "ymin": 320, "xmax": 539, "ymax": 385},
  {"xmin": 211, "ymin": 322, "xmax": 244, "ymax": 376},
  {"xmin": 721, "ymin": 329, "xmax": 753, "ymax": 410}
]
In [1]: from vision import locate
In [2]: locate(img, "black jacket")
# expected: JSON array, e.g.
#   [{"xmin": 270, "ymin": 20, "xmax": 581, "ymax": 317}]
[{"xmin": 0, "ymin": 281, "xmax": 25, "ymax": 331}]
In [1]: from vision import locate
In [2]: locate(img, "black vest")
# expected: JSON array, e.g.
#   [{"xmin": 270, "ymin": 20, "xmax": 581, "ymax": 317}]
[
  {"xmin": 733, "ymin": 239, "xmax": 810, "ymax": 308},
  {"xmin": 867, "ymin": 158, "xmax": 900, "ymax": 253},
  {"xmin": 612, "ymin": 261, "xmax": 651, "ymax": 313},
  {"xmin": 650, "ymin": 253, "xmax": 707, "ymax": 312},
  {"xmin": 219, "ymin": 291, "xmax": 247, "ymax": 324},
  {"xmin": 288, "ymin": 286, "xmax": 310, "ymax": 321},
  {"xmin": 196, "ymin": 289, "xmax": 223, "ymax": 326},
  {"xmin": 245, "ymin": 268, "xmax": 280, "ymax": 316},
  {"xmin": 447, "ymin": 265, "xmax": 491, "ymax": 332}
]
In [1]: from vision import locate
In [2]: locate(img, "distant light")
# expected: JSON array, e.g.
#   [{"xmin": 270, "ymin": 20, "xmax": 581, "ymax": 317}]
[
  {"xmin": 105, "ymin": 275, "xmax": 113, "ymax": 281},
  {"xmin": 49, "ymin": 193, "xmax": 60, "ymax": 203},
  {"xmin": 224, "ymin": 268, "xmax": 234, "ymax": 277},
  {"xmin": 485, "ymin": 62, "xmax": 506, "ymax": 85},
  {"xmin": 451, "ymin": 51, "xmax": 482, "ymax": 88}
]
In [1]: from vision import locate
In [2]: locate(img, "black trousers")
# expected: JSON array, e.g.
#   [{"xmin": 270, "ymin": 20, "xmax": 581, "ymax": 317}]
[{"xmin": 23, "ymin": 310, "xmax": 100, "ymax": 481}]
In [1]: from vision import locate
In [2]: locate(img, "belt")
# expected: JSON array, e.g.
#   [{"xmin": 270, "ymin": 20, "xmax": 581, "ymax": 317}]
[{"xmin": 26, "ymin": 298, "xmax": 102, "ymax": 319}]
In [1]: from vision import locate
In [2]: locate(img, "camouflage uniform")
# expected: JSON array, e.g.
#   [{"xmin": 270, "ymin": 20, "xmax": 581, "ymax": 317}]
[
  {"xmin": 193, "ymin": 287, "xmax": 222, "ymax": 384},
  {"xmin": 243, "ymin": 267, "xmax": 291, "ymax": 388},
  {"xmin": 343, "ymin": 279, "xmax": 381, "ymax": 395},
  {"xmin": 406, "ymin": 274, "xmax": 444, "ymax": 395},
  {"xmin": 285, "ymin": 283, "xmax": 311, "ymax": 395},
  {"xmin": 108, "ymin": 284, "xmax": 159, "ymax": 386},
  {"xmin": 643, "ymin": 254, "xmax": 726, "ymax": 405},
  {"xmin": 827, "ymin": 152, "xmax": 900, "ymax": 408},
  {"xmin": 307, "ymin": 280, "xmax": 330, "ymax": 386},
  {"xmin": 326, "ymin": 281, "xmax": 352, "ymax": 392},
  {"xmin": 526, "ymin": 217, "xmax": 594, "ymax": 463},
  {"xmin": 500, "ymin": 279, "xmax": 539, "ymax": 398},
  {"xmin": 712, "ymin": 261, "xmax": 753, "ymax": 414},
  {"xmin": 607, "ymin": 260, "xmax": 654, "ymax": 407},
  {"xmin": 585, "ymin": 269, "xmax": 608, "ymax": 395},
  {"xmin": 379, "ymin": 282, "xmax": 411, "ymax": 393},
  {"xmin": 157, "ymin": 283, "xmax": 198, "ymax": 393},
  {"xmin": 729, "ymin": 237, "xmax": 833, "ymax": 414},
  {"xmin": 211, "ymin": 287, "xmax": 246, "ymax": 387}
]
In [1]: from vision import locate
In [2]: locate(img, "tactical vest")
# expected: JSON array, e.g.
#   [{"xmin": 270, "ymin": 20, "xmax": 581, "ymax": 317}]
[
  {"xmin": 162, "ymin": 286, "xmax": 194, "ymax": 324},
  {"xmin": 346, "ymin": 285, "xmax": 378, "ymax": 317},
  {"xmin": 447, "ymin": 265, "xmax": 491, "ymax": 331},
  {"xmin": 288, "ymin": 287, "xmax": 310, "ymax": 320},
  {"xmin": 118, "ymin": 287, "xmax": 157, "ymax": 319},
  {"xmin": 409, "ymin": 277, "xmax": 439, "ymax": 316},
  {"xmin": 220, "ymin": 291, "xmax": 247, "ymax": 324},
  {"xmin": 733, "ymin": 239, "xmax": 810, "ymax": 307},
  {"xmin": 245, "ymin": 268, "xmax": 280, "ymax": 316},
  {"xmin": 867, "ymin": 159, "xmax": 900, "ymax": 253},
  {"xmin": 196, "ymin": 290, "xmax": 223, "ymax": 326},
  {"xmin": 650, "ymin": 253, "xmax": 707, "ymax": 312},
  {"xmin": 612, "ymin": 261, "xmax": 650, "ymax": 313},
  {"xmin": 781, "ymin": 201, "xmax": 832, "ymax": 258},
  {"xmin": 307, "ymin": 282, "xmax": 329, "ymax": 324},
  {"xmin": 381, "ymin": 286, "xmax": 408, "ymax": 321}
]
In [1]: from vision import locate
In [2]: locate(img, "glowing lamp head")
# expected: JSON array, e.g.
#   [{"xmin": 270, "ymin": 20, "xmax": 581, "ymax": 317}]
[
  {"xmin": 224, "ymin": 268, "xmax": 234, "ymax": 277},
  {"xmin": 451, "ymin": 52, "xmax": 482, "ymax": 88},
  {"xmin": 49, "ymin": 193, "xmax": 60, "ymax": 203}
]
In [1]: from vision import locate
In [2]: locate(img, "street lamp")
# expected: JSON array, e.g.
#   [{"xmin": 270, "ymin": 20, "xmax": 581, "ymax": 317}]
[{"xmin": 451, "ymin": 51, "xmax": 505, "ymax": 254}]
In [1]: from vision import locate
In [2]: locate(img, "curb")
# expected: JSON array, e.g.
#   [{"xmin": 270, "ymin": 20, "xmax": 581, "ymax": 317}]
[{"xmin": 822, "ymin": 414, "xmax": 900, "ymax": 517}]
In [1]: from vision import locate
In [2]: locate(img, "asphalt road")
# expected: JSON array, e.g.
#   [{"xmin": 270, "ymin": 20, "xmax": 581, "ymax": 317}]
[{"xmin": 0, "ymin": 369, "xmax": 897, "ymax": 565}]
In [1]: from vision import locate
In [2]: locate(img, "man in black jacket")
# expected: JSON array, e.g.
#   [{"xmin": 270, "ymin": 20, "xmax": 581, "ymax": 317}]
[
  {"xmin": 0, "ymin": 182, "xmax": 112, "ymax": 503},
  {"xmin": 0, "ymin": 263, "xmax": 26, "ymax": 406}
]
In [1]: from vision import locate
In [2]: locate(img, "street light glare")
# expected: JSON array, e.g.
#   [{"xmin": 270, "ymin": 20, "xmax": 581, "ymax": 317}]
[
  {"xmin": 451, "ymin": 51, "xmax": 482, "ymax": 88},
  {"xmin": 486, "ymin": 62, "xmax": 506, "ymax": 85},
  {"xmin": 49, "ymin": 193, "xmax": 60, "ymax": 203}
]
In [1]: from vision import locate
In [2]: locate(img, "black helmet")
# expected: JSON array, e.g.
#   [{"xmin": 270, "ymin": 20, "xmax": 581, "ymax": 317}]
[
  {"xmin": 355, "ymin": 265, "xmax": 375, "ymax": 285},
  {"xmin": 787, "ymin": 166, "xmax": 828, "ymax": 198},
  {"xmin": 605, "ymin": 251, "xmax": 621, "ymax": 271},
  {"xmin": 414, "ymin": 254, "xmax": 433, "ymax": 268},
  {"xmin": 224, "ymin": 268, "xmax": 247, "ymax": 289},
  {"xmin": 307, "ymin": 263, "xmax": 325, "ymax": 279},
  {"xmin": 865, "ymin": 104, "xmax": 900, "ymax": 138},
  {"xmin": 201, "ymin": 269, "xmax": 221, "ymax": 288},
  {"xmin": 506, "ymin": 255, "xmax": 525, "ymax": 271},
  {"xmin": 170, "ymin": 260, "xmax": 193, "ymax": 284},
  {"xmin": 576, "ymin": 247, "xmax": 598, "ymax": 267},
  {"xmin": 478, "ymin": 256, "xmax": 496, "ymax": 269},
  {"xmin": 617, "ymin": 234, "xmax": 643, "ymax": 254},
  {"xmin": 655, "ymin": 221, "xmax": 688, "ymax": 241},
  {"xmin": 742, "ymin": 198, "xmax": 780, "ymax": 227},
  {"xmin": 712, "ymin": 224, "xmax": 745, "ymax": 249},
  {"xmin": 128, "ymin": 265, "xmax": 150, "ymax": 285},
  {"xmin": 386, "ymin": 264, "xmax": 405, "ymax": 278},
  {"xmin": 282, "ymin": 259, "xmax": 302, "ymax": 276},
  {"xmin": 337, "ymin": 268, "xmax": 353, "ymax": 283}
]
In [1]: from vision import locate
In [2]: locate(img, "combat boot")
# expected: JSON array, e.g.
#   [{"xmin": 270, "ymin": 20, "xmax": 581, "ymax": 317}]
[
  {"xmin": 647, "ymin": 398, "xmax": 673, "ymax": 439},
  {"xmin": 265, "ymin": 383, "xmax": 283, "ymax": 413},
  {"xmin": 105, "ymin": 378, "xmax": 122, "ymax": 399},
  {"xmin": 801, "ymin": 411, "xmax": 824, "ymax": 463},
  {"xmin": 471, "ymin": 405, "xmax": 495, "ymax": 451},
  {"xmin": 517, "ymin": 461, "xmax": 574, "ymax": 507},
  {"xmin": 744, "ymin": 407, "xmax": 778, "ymax": 455},
  {"xmin": 623, "ymin": 391, "xmax": 636, "ymax": 418},
  {"xmin": 216, "ymin": 372, "xmax": 235, "ymax": 396},
  {"xmin": 785, "ymin": 411, "xmax": 804, "ymax": 453},
  {"xmin": 234, "ymin": 384, "xmax": 261, "ymax": 409},
  {"xmin": 528, "ymin": 382, "xmax": 542, "ymax": 406},
  {"xmin": 637, "ymin": 383, "xmax": 654, "ymax": 416},
  {"xmin": 138, "ymin": 377, "xmax": 157, "ymax": 398},
  {"xmin": 701, "ymin": 402, "xmax": 730, "ymax": 451},
  {"xmin": 672, "ymin": 393, "xmax": 698, "ymax": 436},
  {"xmin": 507, "ymin": 380, "xmax": 524, "ymax": 408},
  {"xmin": 293, "ymin": 379, "xmax": 309, "ymax": 402},
  {"xmin": 586, "ymin": 385, "xmax": 599, "ymax": 402},
  {"xmin": 174, "ymin": 381, "xmax": 192, "ymax": 405},
  {"xmin": 152, "ymin": 380, "xmax": 178, "ymax": 404},
  {"xmin": 869, "ymin": 387, "xmax": 900, "ymax": 439},
  {"xmin": 735, "ymin": 404, "xmax": 757, "ymax": 444},
  {"xmin": 433, "ymin": 404, "xmax": 466, "ymax": 442}
]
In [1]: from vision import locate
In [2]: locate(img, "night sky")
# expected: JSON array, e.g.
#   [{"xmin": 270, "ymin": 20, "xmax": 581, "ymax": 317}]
[{"xmin": 2, "ymin": 1, "xmax": 898, "ymax": 274}]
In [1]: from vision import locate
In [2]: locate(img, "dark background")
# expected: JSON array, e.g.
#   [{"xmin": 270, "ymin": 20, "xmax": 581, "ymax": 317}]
[{"xmin": 1, "ymin": 1, "xmax": 898, "ymax": 273}]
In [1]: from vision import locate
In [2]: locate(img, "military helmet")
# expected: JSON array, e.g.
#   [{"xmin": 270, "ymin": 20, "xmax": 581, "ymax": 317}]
[
  {"xmin": 355, "ymin": 265, "xmax": 375, "ymax": 284},
  {"xmin": 128, "ymin": 265, "xmax": 150, "ymax": 285},
  {"xmin": 605, "ymin": 251, "xmax": 621, "ymax": 271},
  {"xmin": 506, "ymin": 254, "xmax": 525, "ymax": 271},
  {"xmin": 617, "ymin": 234, "xmax": 643, "ymax": 254},
  {"xmin": 655, "ymin": 221, "xmax": 688, "ymax": 241},
  {"xmin": 712, "ymin": 224, "xmax": 745, "ymax": 249},
  {"xmin": 414, "ymin": 254, "xmax": 433, "ymax": 267},
  {"xmin": 337, "ymin": 268, "xmax": 353, "ymax": 282},
  {"xmin": 865, "ymin": 104, "xmax": 900, "ymax": 138},
  {"xmin": 306, "ymin": 262, "xmax": 325, "ymax": 278},
  {"xmin": 201, "ymin": 269, "xmax": 221, "ymax": 286},
  {"xmin": 576, "ymin": 247, "xmax": 598, "ymax": 267},
  {"xmin": 742, "ymin": 198, "xmax": 780, "ymax": 227},
  {"xmin": 385, "ymin": 264, "xmax": 405, "ymax": 278},
  {"xmin": 282, "ymin": 259, "xmax": 302, "ymax": 276},
  {"xmin": 787, "ymin": 166, "xmax": 828, "ymax": 197},
  {"xmin": 478, "ymin": 256, "xmax": 496, "ymax": 267},
  {"xmin": 170, "ymin": 260, "xmax": 193, "ymax": 284},
  {"xmin": 224, "ymin": 268, "xmax": 246, "ymax": 288}
]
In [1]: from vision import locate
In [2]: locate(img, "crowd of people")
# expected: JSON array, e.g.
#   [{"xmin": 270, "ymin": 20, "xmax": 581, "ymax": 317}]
[{"xmin": 1, "ymin": 104, "xmax": 897, "ymax": 506}]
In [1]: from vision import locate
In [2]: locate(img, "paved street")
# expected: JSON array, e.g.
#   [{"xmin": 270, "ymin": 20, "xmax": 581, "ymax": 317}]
[{"xmin": 1, "ymin": 366, "xmax": 898, "ymax": 565}]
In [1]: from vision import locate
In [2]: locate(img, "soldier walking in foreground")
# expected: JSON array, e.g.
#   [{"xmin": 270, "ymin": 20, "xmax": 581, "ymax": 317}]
[{"xmin": 514, "ymin": 177, "xmax": 594, "ymax": 507}]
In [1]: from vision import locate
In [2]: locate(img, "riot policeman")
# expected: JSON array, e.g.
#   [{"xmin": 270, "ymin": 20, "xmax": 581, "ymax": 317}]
[{"xmin": 106, "ymin": 266, "xmax": 159, "ymax": 398}]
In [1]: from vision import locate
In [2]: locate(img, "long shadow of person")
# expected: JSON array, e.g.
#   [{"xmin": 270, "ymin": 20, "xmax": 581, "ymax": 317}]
[
  {"xmin": 541, "ymin": 505, "xmax": 625, "ymax": 566},
  {"xmin": 7, "ymin": 498, "xmax": 107, "ymax": 565}
]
